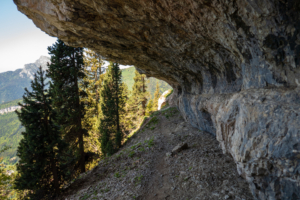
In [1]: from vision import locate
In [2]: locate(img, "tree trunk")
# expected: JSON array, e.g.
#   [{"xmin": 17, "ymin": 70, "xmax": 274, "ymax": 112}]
[
  {"xmin": 115, "ymin": 67, "xmax": 120, "ymax": 147},
  {"xmin": 73, "ymin": 51, "xmax": 85, "ymax": 173},
  {"xmin": 142, "ymin": 76, "xmax": 146, "ymax": 116},
  {"xmin": 51, "ymin": 157, "xmax": 59, "ymax": 194}
]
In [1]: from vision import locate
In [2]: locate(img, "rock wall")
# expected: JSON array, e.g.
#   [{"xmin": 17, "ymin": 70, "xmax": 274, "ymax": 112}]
[
  {"xmin": 14, "ymin": 0, "xmax": 300, "ymax": 198},
  {"xmin": 177, "ymin": 87, "xmax": 300, "ymax": 199}
]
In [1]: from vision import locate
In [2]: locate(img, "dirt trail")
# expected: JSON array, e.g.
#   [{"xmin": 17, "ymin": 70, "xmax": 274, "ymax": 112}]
[
  {"xmin": 143, "ymin": 119, "xmax": 173, "ymax": 200},
  {"xmin": 60, "ymin": 107, "xmax": 254, "ymax": 200}
]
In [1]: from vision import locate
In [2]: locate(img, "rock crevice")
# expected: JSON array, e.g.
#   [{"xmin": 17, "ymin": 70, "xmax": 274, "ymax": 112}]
[{"xmin": 14, "ymin": 0, "xmax": 300, "ymax": 198}]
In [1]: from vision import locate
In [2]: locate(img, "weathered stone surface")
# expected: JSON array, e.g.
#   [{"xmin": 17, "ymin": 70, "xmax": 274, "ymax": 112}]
[
  {"xmin": 178, "ymin": 87, "xmax": 300, "ymax": 199},
  {"xmin": 172, "ymin": 142, "xmax": 188, "ymax": 154},
  {"xmin": 14, "ymin": 0, "xmax": 300, "ymax": 198},
  {"xmin": 157, "ymin": 89, "xmax": 171, "ymax": 110}
]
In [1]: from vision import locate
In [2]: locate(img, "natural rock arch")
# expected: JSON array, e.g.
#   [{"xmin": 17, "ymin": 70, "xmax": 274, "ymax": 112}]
[{"xmin": 14, "ymin": 0, "xmax": 300, "ymax": 199}]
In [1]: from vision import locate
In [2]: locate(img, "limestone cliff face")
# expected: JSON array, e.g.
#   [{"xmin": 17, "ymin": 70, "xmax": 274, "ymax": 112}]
[
  {"xmin": 0, "ymin": 106, "xmax": 21, "ymax": 115},
  {"xmin": 14, "ymin": 0, "xmax": 300, "ymax": 199}
]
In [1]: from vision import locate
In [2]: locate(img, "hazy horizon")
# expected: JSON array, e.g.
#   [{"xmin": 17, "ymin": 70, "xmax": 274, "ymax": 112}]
[{"xmin": 0, "ymin": 1, "xmax": 57, "ymax": 73}]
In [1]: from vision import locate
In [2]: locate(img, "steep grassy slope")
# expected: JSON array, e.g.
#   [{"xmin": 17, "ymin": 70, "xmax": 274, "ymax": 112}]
[{"xmin": 0, "ymin": 112, "xmax": 23, "ymax": 164}]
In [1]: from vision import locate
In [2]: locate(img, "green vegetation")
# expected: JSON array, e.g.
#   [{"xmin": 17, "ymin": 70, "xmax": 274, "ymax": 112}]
[
  {"xmin": 0, "ymin": 146, "xmax": 14, "ymax": 199},
  {"xmin": 165, "ymin": 89, "xmax": 173, "ymax": 98},
  {"xmin": 148, "ymin": 116, "xmax": 159, "ymax": 125},
  {"xmin": 0, "ymin": 65, "xmax": 171, "ymax": 166},
  {"xmin": 0, "ymin": 112, "xmax": 23, "ymax": 165},
  {"xmin": 128, "ymin": 151, "xmax": 135, "ymax": 158},
  {"xmin": 47, "ymin": 39, "xmax": 87, "ymax": 174},
  {"xmin": 162, "ymin": 107, "xmax": 179, "ymax": 119},
  {"xmin": 121, "ymin": 67, "xmax": 171, "ymax": 98},
  {"xmin": 80, "ymin": 193, "xmax": 92, "ymax": 200},
  {"xmin": 0, "ymin": 44, "xmax": 174, "ymax": 199},
  {"xmin": 114, "ymin": 172, "xmax": 121, "ymax": 178},
  {"xmin": 81, "ymin": 49, "xmax": 104, "ymax": 158},
  {"xmin": 145, "ymin": 137, "xmax": 154, "ymax": 148},
  {"xmin": 15, "ymin": 67, "xmax": 71, "ymax": 198},
  {"xmin": 134, "ymin": 175, "xmax": 143, "ymax": 185},
  {"xmin": 153, "ymin": 82, "xmax": 161, "ymax": 110},
  {"xmin": 0, "ymin": 99, "xmax": 22, "ymax": 110},
  {"xmin": 126, "ymin": 70, "xmax": 149, "ymax": 130},
  {"xmin": 121, "ymin": 67, "xmax": 135, "ymax": 90},
  {"xmin": 99, "ymin": 63, "xmax": 127, "ymax": 156}
]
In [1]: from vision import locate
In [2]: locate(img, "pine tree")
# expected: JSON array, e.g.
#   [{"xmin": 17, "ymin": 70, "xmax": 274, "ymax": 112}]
[
  {"xmin": 0, "ymin": 146, "xmax": 12, "ymax": 199},
  {"xmin": 153, "ymin": 82, "xmax": 161, "ymax": 111},
  {"xmin": 82, "ymin": 49, "xmax": 104, "ymax": 119},
  {"xmin": 132, "ymin": 70, "xmax": 148, "ymax": 115},
  {"xmin": 99, "ymin": 63, "xmax": 126, "ymax": 156},
  {"xmin": 81, "ymin": 49, "xmax": 104, "ymax": 157},
  {"xmin": 15, "ymin": 67, "xmax": 70, "ymax": 199},
  {"xmin": 126, "ymin": 70, "xmax": 149, "ymax": 129},
  {"xmin": 47, "ymin": 39, "xmax": 87, "ymax": 173},
  {"xmin": 145, "ymin": 99, "xmax": 154, "ymax": 116}
]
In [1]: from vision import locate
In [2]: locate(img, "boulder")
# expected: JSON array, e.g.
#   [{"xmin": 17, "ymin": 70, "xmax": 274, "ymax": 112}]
[{"xmin": 172, "ymin": 142, "xmax": 188, "ymax": 154}]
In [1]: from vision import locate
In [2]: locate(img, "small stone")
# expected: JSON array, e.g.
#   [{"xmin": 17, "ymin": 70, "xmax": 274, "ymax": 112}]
[
  {"xmin": 212, "ymin": 192, "xmax": 219, "ymax": 197},
  {"xmin": 172, "ymin": 143, "xmax": 188, "ymax": 153},
  {"xmin": 224, "ymin": 195, "xmax": 230, "ymax": 199},
  {"xmin": 166, "ymin": 152, "xmax": 172, "ymax": 157}
]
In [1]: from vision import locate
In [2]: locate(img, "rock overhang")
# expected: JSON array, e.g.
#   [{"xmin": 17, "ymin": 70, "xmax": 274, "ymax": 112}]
[{"xmin": 14, "ymin": 0, "xmax": 300, "ymax": 199}]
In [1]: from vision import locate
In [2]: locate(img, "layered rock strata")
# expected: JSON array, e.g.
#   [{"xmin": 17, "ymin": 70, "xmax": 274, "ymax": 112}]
[
  {"xmin": 14, "ymin": 0, "xmax": 300, "ymax": 198},
  {"xmin": 0, "ymin": 106, "xmax": 21, "ymax": 115}
]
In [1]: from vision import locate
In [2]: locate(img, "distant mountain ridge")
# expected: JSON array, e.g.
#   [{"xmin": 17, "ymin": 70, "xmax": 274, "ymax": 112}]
[
  {"xmin": 0, "ymin": 56, "xmax": 50, "ymax": 103},
  {"xmin": 19, "ymin": 56, "xmax": 50, "ymax": 79}
]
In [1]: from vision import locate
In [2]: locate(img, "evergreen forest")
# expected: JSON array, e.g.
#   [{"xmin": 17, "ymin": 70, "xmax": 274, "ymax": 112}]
[{"xmin": 0, "ymin": 39, "xmax": 172, "ymax": 199}]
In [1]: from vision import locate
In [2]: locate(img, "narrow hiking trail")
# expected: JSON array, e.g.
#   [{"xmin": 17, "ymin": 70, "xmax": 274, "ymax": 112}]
[{"xmin": 61, "ymin": 107, "xmax": 253, "ymax": 200}]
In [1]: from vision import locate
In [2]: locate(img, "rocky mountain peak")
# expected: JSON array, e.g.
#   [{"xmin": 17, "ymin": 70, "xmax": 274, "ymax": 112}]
[
  {"xmin": 35, "ymin": 55, "xmax": 50, "ymax": 70},
  {"xmin": 19, "ymin": 56, "xmax": 50, "ymax": 79}
]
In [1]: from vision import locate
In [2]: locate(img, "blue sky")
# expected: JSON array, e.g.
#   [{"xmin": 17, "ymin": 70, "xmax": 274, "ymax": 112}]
[
  {"xmin": 0, "ymin": 1, "xmax": 131, "ymax": 73},
  {"xmin": 0, "ymin": 1, "xmax": 57, "ymax": 73}
]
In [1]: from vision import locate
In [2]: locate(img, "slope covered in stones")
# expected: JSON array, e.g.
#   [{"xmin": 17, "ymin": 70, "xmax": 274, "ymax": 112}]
[{"xmin": 60, "ymin": 107, "xmax": 253, "ymax": 200}]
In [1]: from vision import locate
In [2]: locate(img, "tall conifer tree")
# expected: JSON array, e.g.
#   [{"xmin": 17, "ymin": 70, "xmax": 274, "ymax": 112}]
[
  {"xmin": 153, "ymin": 82, "xmax": 161, "ymax": 111},
  {"xmin": 81, "ymin": 49, "xmax": 104, "ymax": 156},
  {"xmin": 145, "ymin": 99, "xmax": 154, "ymax": 116},
  {"xmin": 99, "ymin": 63, "xmax": 126, "ymax": 156},
  {"xmin": 127, "ymin": 70, "xmax": 149, "ymax": 128},
  {"xmin": 0, "ymin": 146, "xmax": 13, "ymax": 199},
  {"xmin": 47, "ymin": 39, "xmax": 87, "ymax": 173},
  {"xmin": 15, "ymin": 67, "xmax": 70, "ymax": 199}
]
